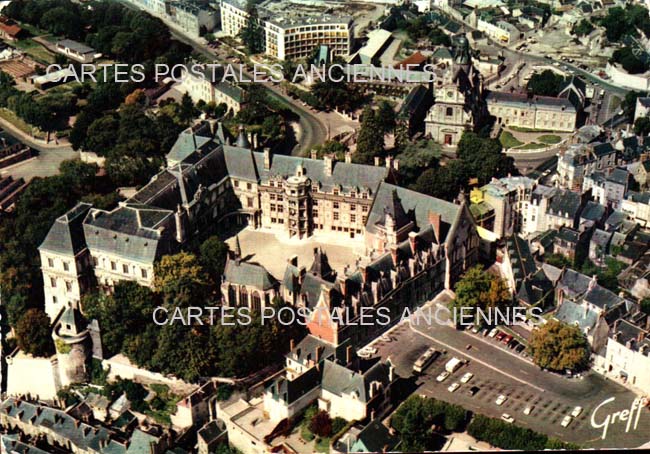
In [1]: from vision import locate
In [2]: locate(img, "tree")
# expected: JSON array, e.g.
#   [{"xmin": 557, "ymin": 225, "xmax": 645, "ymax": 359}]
[
  {"xmin": 154, "ymin": 252, "xmax": 210, "ymax": 304},
  {"xmin": 355, "ymin": 106, "xmax": 384, "ymax": 164},
  {"xmin": 635, "ymin": 116, "xmax": 650, "ymax": 136},
  {"xmin": 457, "ymin": 132, "xmax": 515, "ymax": 185},
  {"xmin": 309, "ymin": 140, "xmax": 347, "ymax": 160},
  {"xmin": 15, "ymin": 309, "xmax": 54, "ymax": 357},
  {"xmin": 199, "ymin": 236, "xmax": 230, "ymax": 285},
  {"xmin": 309, "ymin": 411, "xmax": 333, "ymax": 437},
  {"xmin": 85, "ymin": 115, "xmax": 119, "ymax": 155},
  {"xmin": 180, "ymin": 93, "xmax": 197, "ymax": 123},
  {"xmin": 412, "ymin": 160, "xmax": 467, "ymax": 201},
  {"xmin": 377, "ymin": 100, "xmax": 396, "ymax": 134},
  {"xmin": 528, "ymin": 319, "xmax": 590, "ymax": 372},
  {"xmin": 622, "ymin": 91, "xmax": 645, "ymax": 121},
  {"xmin": 59, "ymin": 159, "xmax": 98, "ymax": 193},
  {"xmin": 526, "ymin": 70, "xmax": 566, "ymax": 97},
  {"xmin": 641, "ymin": 298, "xmax": 650, "ymax": 315},
  {"xmin": 611, "ymin": 47, "xmax": 648, "ymax": 74},
  {"xmin": 396, "ymin": 139, "xmax": 441, "ymax": 186},
  {"xmin": 571, "ymin": 19, "xmax": 594, "ymax": 37},
  {"xmin": 452, "ymin": 266, "xmax": 510, "ymax": 321},
  {"xmin": 239, "ymin": 2, "xmax": 264, "ymax": 54}
]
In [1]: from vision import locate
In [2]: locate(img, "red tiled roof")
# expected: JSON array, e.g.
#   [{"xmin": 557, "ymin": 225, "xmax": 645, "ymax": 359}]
[{"xmin": 394, "ymin": 51, "xmax": 427, "ymax": 69}]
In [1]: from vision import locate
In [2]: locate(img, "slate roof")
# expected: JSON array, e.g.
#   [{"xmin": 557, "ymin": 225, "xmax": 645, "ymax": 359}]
[
  {"xmin": 607, "ymin": 168, "xmax": 629, "ymax": 186},
  {"xmin": 548, "ymin": 189, "xmax": 581, "ymax": 219},
  {"xmin": 399, "ymin": 84, "xmax": 430, "ymax": 117},
  {"xmin": 366, "ymin": 183, "xmax": 460, "ymax": 240},
  {"xmin": 287, "ymin": 334, "xmax": 337, "ymax": 365},
  {"xmin": 605, "ymin": 210, "xmax": 629, "ymax": 230},
  {"xmin": 267, "ymin": 365, "xmax": 320, "ymax": 404},
  {"xmin": 321, "ymin": 359, "xmax": 391, "ymax": 403},
  {"xmin": 40, "ymin": 203, "xmax": 92, "ymax": 256},
  {"xmin": 591, "ymin": 229, "xmax": 612, "ymax": 247},
  {"xmin": 517, "ymin": 268, "xmax": 554, "ymax": 308},
  {"xmin": 56, "ymin": 39, "xmax": 95, "ymax": 55},
  {"xmin": 580, "ymin": 201, "xmax": 606, "ymax": 222},
  {"xmin": 166, "ymin": 122, "xmax": 215, "ymax": 165},
  {"xmin": 223, "ymin": 257, "xmax": 277, "ymax": 290},
  {"xmin": 506, "ymin": 235, "xmax": 537, "ymax": 288},
  {"xmin": 555, "ymin": 226, "xmax": 579, "ymax": 244},
  {"xmin": 486, "ymin": 91, "xmax": 576, "ymax": 112},
  {"xmin": 351, "ymin": 420, "xmax": 400, "ymax": 453},
  {"xmin": 83, "ymin": 204, "xmax": 175, "ymax": 263},
  {"xmin": 611, "ymin": 319, "xmax": 650, "ymax": 352},
  {"xmin": 555, "ymin": 300, "xmax": 599, "ymax": 331}
]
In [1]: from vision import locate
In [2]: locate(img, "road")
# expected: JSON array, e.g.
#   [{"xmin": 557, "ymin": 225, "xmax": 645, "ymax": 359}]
[
  {"xmin": 368, "ymin": 293, "xmax": 650, "ymax": 449},
  {"xmin": 169, "ymin": 31, "xmax": 327, "ymax": 155}
]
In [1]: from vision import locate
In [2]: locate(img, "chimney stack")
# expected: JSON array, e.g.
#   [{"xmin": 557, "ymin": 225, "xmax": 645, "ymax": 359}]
[
  {"xmin": 345, "ymin": 151, "xmax": 352, "ymax": 163},
  {"xmin": 374, "ymin": 156, "xmax": 381, "ymax": 166},
  {"xmin": 428, "ymin": 211, "xmax": 441, "ymax": 242},
  {"xmin": 360, "ymin": 265, "xmax": 368, "ymax": 285},
  {"xmin": 263, "ymin": 147, "xmax": 271, "ymax": 170},
  {"xmin": 385, "ymin": 156, "xmax": 393, "ymax": 169},
  {"xmin": 311, "ymin": 150, "xmax": 317, "ymax": 159},
  {"xmin": 290, "ymin": 338, "xmax": 295, "ymax": 351},
  {"xmin": 390, "ymin": 245, "xmax": 399, "ymax": 267},
  {"xmin": 408, "ymin": 231, "xmax": 417, "ymax": 254},
  {"xmin": 324, "ymin": 154, "xmax": 333, "ymax": 176},
  {"xmin": 346, "ymin": 345, "xmax": 352, "ymax": 365}
]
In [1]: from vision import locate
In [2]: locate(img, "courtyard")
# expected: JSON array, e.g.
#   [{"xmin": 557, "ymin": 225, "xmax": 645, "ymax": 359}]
[{"xmin": 225, "ymin": 227, "xmax": 366, "ymax": 280}]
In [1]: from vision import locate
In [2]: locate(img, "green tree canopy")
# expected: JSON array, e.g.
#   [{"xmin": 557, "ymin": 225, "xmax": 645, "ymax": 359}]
[
  {"xmin": 528, "ymin": 319, "xmax": 590, "ymax": 372},
  {"xmin": 15, "ymin": 308, "xmax": 54, "ymax": 357}
]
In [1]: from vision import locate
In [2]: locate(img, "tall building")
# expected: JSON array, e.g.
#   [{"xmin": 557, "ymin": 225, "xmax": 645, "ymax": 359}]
[
  {"xmin": 220, "ymin": 0, "xmax": 352, "ymax": 60},
  {"xmin": 425, "ymin": 36, "xmax": 487, "ymax": 147}
]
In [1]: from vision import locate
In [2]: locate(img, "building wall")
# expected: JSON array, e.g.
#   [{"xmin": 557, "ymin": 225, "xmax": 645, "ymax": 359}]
[
  {"xmin": 41, "ymin": 249, "xmax": 92, "ymax": 321},
  {"xmin": 488, "ymin": 100, "xmax": 576, "ymax": 132},
  {"xmin": 319, "ymin": 389, "xmax": 367, "ymax": 421},
  {"xmin": 602, "ymin": 338, "xmax": 650, "ymax": 394}
]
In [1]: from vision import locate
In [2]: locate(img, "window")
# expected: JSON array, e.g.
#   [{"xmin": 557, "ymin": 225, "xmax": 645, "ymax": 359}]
[
  {"xmin": 141, "ymin": 269, "xmax": 148, "ymax": 279},
  {"xmin": 446, "ymin": 107, "xmax": 453, "ymax": 116},
  {"xmin": 52, "ymin": 296, "xmax": 57, "ymax": 304},
  {"xmin": 271, "ymin": 203, "xmax": 276, "ymax": 211},
  {"xmin": 247, "ymin": 197, "xmax": 254, "ymax": 208},
  {"xmin": 333, "ymin": 202, "xmax": 339, "ymax": 209},
  {"xmin": 362, "ymin": 205, "xmax": 368, "ymax": 213},
  {"xmin": 111, "ymin": 261, "xmax": 116, "ymax": 271},
  {"xmin": 334, "ymin": 212, "xmax": 339, "ymax": 221},
  {"xmin": 65, "ymin": 281, "xmax": 72, "ymax": 292},
  {"xmin": 123, "ymin": 264, "xmax": 129, "ymax": 274},
  {"xmin": 270, "ymin": 194, "xmax": 276, "ymax": 200},
  {"xmin": 351, "ymin": 214, "xmax": 356, "ymax": 223},
  {"xmin": 234, "ymin": 180, "xmax": 239, "ymax": 187},
  {"xmin": 350, "ymin": 204, "xmax": 356, "ymax": 210},
  {"xmin": 50, "ymin": 277, "xmax": 56, "ymax": 288},
  {"xmin": 48, "ymin": 258, "xmax": 54, "ymax": 268},
  {"xmin": 63, "ymin": 261, "xmax": 69, "ymax": 271},
  {"xmin": 247, "ymin": 182, "xmax": 252, "ymax": 190}
]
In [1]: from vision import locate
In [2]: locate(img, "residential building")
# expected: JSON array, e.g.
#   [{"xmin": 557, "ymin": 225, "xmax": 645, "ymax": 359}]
[
  {"xmin": 557, "ymin": 142, "xmax": 617, "ymax": 191},
  {"xmin": 621, "ymin": 191, "xmax": 650, "ymax": 227},
  {"xmin": 598, "ymin": 319, "xmax": 650, "ymax": 394},
  {"xmin": 0, "ymin": 16, "xmax": 22, "ymax": 41},
  {"xmin": 522, "ymin": 186, "xmax": 586, "ymax": 236},
  {"xmin": 178, "ymin": 64, "xmax": 244, "ymax": 114},
  {"xmin": 220, "ymin": 0, "xmax": 352, "ymax": 60},
  {"xmin": 487, "ymin": 91, "xmax": 577, "ymax": 132},
  {"xmin": 583, "ymin": 168, "xmax": 629, "ymax": 209},
  {"xmin": 123, "ymin": 0, "xmax": 217, "ymax": 37},
  {"xmin": 425, "ymin": 36, "xmax": 488, "ymax": 147},
  {"xmin": 55, "ymin": 39, "xmax": 100, "ymax": 63}
]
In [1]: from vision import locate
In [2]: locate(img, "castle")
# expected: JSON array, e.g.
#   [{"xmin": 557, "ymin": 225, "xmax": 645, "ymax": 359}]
[{"xmin": 39, "ymin": 120, "xmax": 479, "ymax": 348}]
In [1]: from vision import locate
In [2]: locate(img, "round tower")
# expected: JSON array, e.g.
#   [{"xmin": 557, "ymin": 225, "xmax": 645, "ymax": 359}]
[{"xmin": 52, "ymin": 305, "xmax": 92, "ymax": 387}]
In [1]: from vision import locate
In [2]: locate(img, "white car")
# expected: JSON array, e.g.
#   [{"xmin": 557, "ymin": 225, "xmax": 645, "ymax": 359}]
[
  {"xmin": 448, "ymin": 382, "xmax": 460, "ymax": 393},
  {"xmin": 460, "ymin": 372, "xmax": 474, "ymax": 384},
  {"xmin": 495, "ymin": 395, "xmax": 508, "ymax": 406},
  {"xmin": 571, "ymin": 406, "xmax": 583, "ymax": 417},
  {"xmin": 561, "ymin": 415, "xmax": 572, "ymax": 427},
  {"xmin": 488, "ymin": 328, "xmax": 499, "ymax": 338},
  {"xmin": 501, "ymin": 413, "xmax": 515, "ymax": 423},
  {"xmin": 523, "ymin": 406, "xmax": 534, "ymax": 415},
  {"xmin": 436, "ymin": 371, "xmax": 451, "ymax": 382},
  {"xmin": 357, "ymin": 347, "xmax": 377, "ymax": 357}
]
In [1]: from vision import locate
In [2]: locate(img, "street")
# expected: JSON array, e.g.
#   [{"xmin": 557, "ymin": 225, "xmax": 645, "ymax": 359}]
[{"xmin": 368, "ymin": 294, "xmax": 650, "ymax": 449}]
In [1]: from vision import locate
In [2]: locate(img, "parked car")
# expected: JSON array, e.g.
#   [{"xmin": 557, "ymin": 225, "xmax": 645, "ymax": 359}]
[
  {"xmin": 436, "ymin": 371, "xmax": 451, "ymax": 382},
  {"xmin": 448, "ymin": 382, "xmax": 460, "ymax": 393},
  {"xmin": 561, "ymin": 415, "xmax": 572, "ymax": 427},
  {"xmin": 460, "ymin": 372, "xmax": 474, "ymax": 384},
  {"xmin": 501, "ymin": 414, "xmax": 515, "ymax": 424},
  {"xmin": 468, "ymin": 386, "xmax": 480, "ymax": 396},
  {"xmin": 515, "ymin": 344, "xmax": 525, "ymax": 353},
  {"xmin": 488, "ymin": 328, "xmax": 499, "ymax": 338},
  {"xmin": 471, "ymin": 325, "xmax": 480, "ymax": 334},
  {"xmin": 496, "ymin": 395, "xmax": 508, "ymax": 406},
  {"xmin": 508, "ymin": 340, "xmax": 518, "ymax": 349},
  {"xmin": 571, "ymin": 406, "xmax": 583, "ymax": 417},
  {"xmin": 481, "ymin": 328, "xmax": 489, "ymax": 336},
  {"xmin": 524, "ymin": 406, "xmax": 534, "ymax": 415},
  {"xmin": 502, "ymin": 334, "xmax": 513, "ymax": 345},
  {"xmin": 495, "ymin": 331, "xmax": 506, "ymax": 341}
]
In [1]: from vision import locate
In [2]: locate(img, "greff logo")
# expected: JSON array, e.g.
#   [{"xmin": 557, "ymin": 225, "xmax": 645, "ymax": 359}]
[{"xmin": 590, "ymin": 397, "xmax": 648, "ymax": 440}]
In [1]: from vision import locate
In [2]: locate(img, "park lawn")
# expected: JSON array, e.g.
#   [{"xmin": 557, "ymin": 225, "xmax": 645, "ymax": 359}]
[
  {"xmin": 509, "ymin": 125, "xmax": 558, "ymax": 133},
  {"xmin": 12, "ymin": 38, "xmax": 56, "ymax": 64},
  {"xmin": 0, "ymin": 108, "xmax": 46, "ymax": 139},
  {"xmin": 537, "ymin": 134, "xmax": 562, "ymax": 144},
  {"xmin": 516, "ymin": 142, "xmax": 546, "ymax": 150},
  {"xmin": 499, "ymin": 130, "xmax": 523, "ymax": 148},
  {"xmin": 144, "ymin": 383, "xmax": 182, "ymax": 425}
]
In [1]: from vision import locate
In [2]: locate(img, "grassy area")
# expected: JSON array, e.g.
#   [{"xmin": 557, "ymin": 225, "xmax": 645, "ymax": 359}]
[
  {"xmin": 0, "ymin": 108, "xmax": 46, "ymax": 139},
  {"xmin": 315, "ymin": 436, "xmax": 331, "ymax": 453},
  {"xmin": 537, "ymin": 134, "xmax": 562, "ymax": 144},
  {"xmin": 144, "ymin": 384, "xmax": 182, "ymax": 425},
  {"xmin": 509, "ymin": 125, "xmax": 559, "ymax": 133},
  {"xmin": 12, "ymin": 38, "xmax": 56, "ymax": 64},
  {"xmin": 499, "ymin": 130, "xmax": 524, "ymax": 148},
  {"xmin": 516, "ymin": 142, "xmax": 547, "ymax": 150}
]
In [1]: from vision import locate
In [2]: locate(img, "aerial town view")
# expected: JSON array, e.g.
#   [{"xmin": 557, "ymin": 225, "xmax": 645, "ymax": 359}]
[{"xmin": 0, "ymin": 0, "xmax": 649, "ymax": 452}]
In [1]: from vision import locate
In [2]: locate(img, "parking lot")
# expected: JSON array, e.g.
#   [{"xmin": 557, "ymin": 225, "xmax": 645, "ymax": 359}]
[{"xmin": 368, "ymin": 297, "xmax": 650, "ymax": 449}]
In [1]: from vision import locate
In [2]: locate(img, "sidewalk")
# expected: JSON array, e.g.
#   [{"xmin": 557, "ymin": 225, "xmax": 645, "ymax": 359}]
[{"xmin": 0, "ymin": 113, "xmax": 70, "ymax": 151}]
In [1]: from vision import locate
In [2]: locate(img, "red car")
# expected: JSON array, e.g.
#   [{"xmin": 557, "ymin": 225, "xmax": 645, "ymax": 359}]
[
  {"xmin": 502, "ymin": 334, "xmax": 513, "ymax": 345},
  {"xmin": 495, "ymin": 331, "xmax": 506, "ymax": 341}
]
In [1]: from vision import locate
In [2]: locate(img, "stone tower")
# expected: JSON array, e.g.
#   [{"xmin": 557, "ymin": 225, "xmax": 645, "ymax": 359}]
[{"xmin": 52, "ymin": 305, "xmax": 92, "ymax": 387}]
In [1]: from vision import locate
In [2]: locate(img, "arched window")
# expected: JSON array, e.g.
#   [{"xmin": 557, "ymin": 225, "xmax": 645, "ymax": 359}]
[{"xmin": 446, "ymin": 107, "xmax": 453, "ymax": 116}]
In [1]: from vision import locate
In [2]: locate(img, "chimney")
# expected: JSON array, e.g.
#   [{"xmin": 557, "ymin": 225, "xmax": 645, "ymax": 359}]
[
  {"xmin": 345, "ymin": 151, "xmax": 352, "ymax": 163},
  {"xmin": 316, "ymin": 346, "xmax": 322, "ymax": 363},
  {"xmin": 311, "ymin": 150, "xmax": 317, "ymax": 159},
  {"xmin": 263, "ymin": 147, "xmax": 271, "ymax": 170},
  {"xmin": 324, "ymin": 154, "xmax": 333, "ymax": 176},
  {"xmin": 390, "ymin": 245, "xmax": 399, "ymax": 267},
  {"xmin": 638, "ymin": 331, "xmax": 646, "ymax": 343},
  {"xmin": 408, "ymin": 231, "xmax": 417, "ymax": 254},
  {"xmin": 338, "ymin": 276, "xmax": 347, "ymax": 297},
  {"xmin": 175, "ymin": 205, "xmax": 185, "ymax": 244},
  {"xmin": 346, "ymin": 345, "xmax": 352, "ymax": 364},
  {"xmin": 428, "ymin": 211, "xmax": 441, "ymax": 242},
  {"xmin": 360, "ymin": 265, "xmax": 368, "ymax": 284},
  {"xmin": 374, "ymin": 156, "xmax": 381, "ymax": 166},
  {"xmin": 393, "ymin": 159, "xmax": 399, "ymax": 171},
  {"xmin": 385, "ymin": 156, "xmax": 393, "ymax": 169},
  {"xmin": 290, "ymin": 338, "xmax": 295, "ymax": 351}
]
